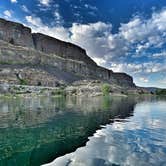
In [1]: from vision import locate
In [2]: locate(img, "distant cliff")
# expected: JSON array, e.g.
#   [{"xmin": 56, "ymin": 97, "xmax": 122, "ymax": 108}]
[{"xmin": 0, "ymin": 18, "xmax": 135, "ymax": 87}]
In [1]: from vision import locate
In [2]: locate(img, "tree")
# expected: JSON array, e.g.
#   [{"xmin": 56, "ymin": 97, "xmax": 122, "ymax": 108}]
[{"xmin": 101, "ymin": 83, "xmax": 111, "ymax": 95}]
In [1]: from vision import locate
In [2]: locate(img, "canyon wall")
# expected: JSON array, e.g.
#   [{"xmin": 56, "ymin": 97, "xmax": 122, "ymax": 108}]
[
  {"xmin": 0, "ymin": 18, "xmax": 34, "ymax": 48},
  {"xmin": 0, "ymin": 18, "xmax": 135, "ymax": 87}
]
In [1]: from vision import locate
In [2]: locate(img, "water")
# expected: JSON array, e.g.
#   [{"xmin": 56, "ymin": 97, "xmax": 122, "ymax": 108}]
[{"xmin": 0, "ymin": 96, "xmax": 166, "ymax": 166}]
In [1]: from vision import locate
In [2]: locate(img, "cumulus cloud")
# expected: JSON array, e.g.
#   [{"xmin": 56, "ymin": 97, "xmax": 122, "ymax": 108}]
[
  {"xmin": 25, "ymin": 9, "xmax": 166, "ymax": 64},
  {"xmin": 21, "ymin": 5, "xmax": 30, "ymax": 13},
  {"xmin": 70, "ymin": 22, "xmax": 113, "ymax": 60},
  {"xmin": 152, "ymin": 51, "xmax": 166, "ymax": 58},
  {"xmin": 38, "ymin": 0, "xmax": 51, "ymax": 6},
  {"xmin": 3, "ymin": 10, "xmax": 12, "ymax": 18},
  {"xmin": 140, "ymin": 77, "xmax": 149, "ymax": 83},
  {"xmin": 10, "ymin": 0, "xmax": 17, "ymax": 3},
  {"xmin": 25, "ymin": 8, "xmax": 166, "ymax": 87},
  {"xmin": 25, "ymin": 16, "xmax": 69, "ymax": 41},
  {"xmin": 53, "ymin": 4, "xmax": 63, "ymax": 25},
  {"xmin": 110, "ymin": 62, "xmax": 166, "ymax": 74},
  {"xmin": 54, "ymin": 11, "xmax": 61, "ymax": 21},
  {"xmin": 84, "ymin": 4, "xmax": 98, "ymax": 11},
  {"xmin": 69, "ymin": 9, "xmax": 166, "ymax": 65}
]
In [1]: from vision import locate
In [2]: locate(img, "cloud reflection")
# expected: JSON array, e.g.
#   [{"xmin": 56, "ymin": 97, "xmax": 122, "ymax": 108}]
[{"xmin": 44, "ymin": 101, "xmax": 166, "ymax": 166}]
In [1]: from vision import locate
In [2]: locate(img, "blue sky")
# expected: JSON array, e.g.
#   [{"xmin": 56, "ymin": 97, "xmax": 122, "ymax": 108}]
[{"xmin": 0, "ymin": 0, "xmax": 166, "ymax": 88}]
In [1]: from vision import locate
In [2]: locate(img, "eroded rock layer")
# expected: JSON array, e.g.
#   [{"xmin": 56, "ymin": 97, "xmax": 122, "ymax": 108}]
[{"xmin": 0, "ymin": 18, "xmax": 135, "ymax": 87}]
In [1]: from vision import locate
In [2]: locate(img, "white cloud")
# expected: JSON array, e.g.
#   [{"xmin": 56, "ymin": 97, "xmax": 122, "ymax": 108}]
[
  {"xmin": 10, "ymin": 0, "xmax": 17, "ymax": 3},
  {"xmin": 26, "ymin": 16, "xmax": 42, "ymax": 27},
  {"xmin": 152, "ymin": 51, "xmax": 166, "ymax": 58},
  {"xmin": 110, "ymin": 62, "xmax": 166, "ymax": 74},
  {"xmin": 21, "ymin": 5, "xmax": 30, "ymax": 13},
  {"xmin": 3, "ymin": 10, "xmax": 12, "ymax": 18},
  {"xmin": 140, "ymin": 77, "xmax": 149, "ymax": 83},
  {"xmin": 84, "ymin": 4, "xmax": 98, "ymax": 11},
  {"xmin": 24, "ymin": 9, "xmax": 166, "ymax": 65},
  {"xmin": 54, "ymin": 11, "xmax": 61, "ymax": 21},
  {"xmin": 92, "ymin": 57, "xmax": 106, "ymax": 66},
  {"xmin": 38, "ymin": 0, "xmax": 51, "ymax": 6},
  {"xmin": 53, "ymin": 5, "xmax": 63, "ymax": 25},
  {"xmin": 24, "ymin": 9, "xmax": 166, "ymax": 87},
  {"xmin": 25, "ymin": 16, "xmax": 69, "ymax": 41},
  {"xmin": 70, "ymin": 22, "xmax": 113, "ymax": 62},
  {"xmin": 110, "ymin": 63, "xmax": 143, "ymax": 74},
  {"xmin": 157, "ymin": 78, "xmax": 166, "ymax": 85}
]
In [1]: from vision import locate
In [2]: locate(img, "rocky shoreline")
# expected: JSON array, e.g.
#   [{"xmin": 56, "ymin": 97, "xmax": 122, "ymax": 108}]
[
  {"xmin": 0, "ymin": 80, "xmax": 152, "ymax": 97},
  {"xmin": 0, "ymin": 18, "xmax": 159, "ymax": 95}
]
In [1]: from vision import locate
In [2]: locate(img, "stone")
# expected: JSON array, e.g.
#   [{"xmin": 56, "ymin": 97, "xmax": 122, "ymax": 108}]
[
  {"xmin": 0, "ymin": 18, "xmax": 34, "ymax": 48},
  {"xmin": 32, "ymin": 33, "xmax": 97, "ymax": 66},
  {"xmin": 0, "ymin": 83, "xmax": 9, "ymax": 93},
  {"xmin": 0, "ymin": 18, "xmax": 136, "ymax": 88}
]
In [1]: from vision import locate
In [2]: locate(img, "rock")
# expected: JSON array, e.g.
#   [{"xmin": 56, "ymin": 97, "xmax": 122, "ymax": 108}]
[
  {"xmin": 0, "ymin": 83, "xmax": 9, "ymax": 93},
  {"xmin": 112, "ymin": 73, "xmax": 135, "ymax": 87},
  {"xmin": 32, "ymin": 33, "xmax": 96, "ymax": 66},
  {"xmin": 0, "ymin": 18, "xmax": 34, "ymax": 48},
  {"xmin": 65, "ymin": 80, "xmax": 103, "ymax": 96},
  {"xmin": 0, "ymin": 18, "xmax": 136, "ymax": 88}
]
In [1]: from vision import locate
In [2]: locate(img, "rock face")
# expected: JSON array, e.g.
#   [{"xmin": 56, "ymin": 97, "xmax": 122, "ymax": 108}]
[
  {"xmin": 0, "ymin": 18, "xmax": 34, "ymax": 48},
  {"xmin": 32, "ymin": 33, "xmax": 96, "ymax": 66},
  {"xmin": 0, "ymin": 18, "xmax": 135, "ymax": 87},
  {"xmin": 112, "ymin": 73, "xmax": 134, "ymax": 87}
]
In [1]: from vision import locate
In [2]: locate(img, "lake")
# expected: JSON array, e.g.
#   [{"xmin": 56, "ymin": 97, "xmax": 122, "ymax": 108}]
[{"xmin": 0, "ymin": 95, "xmax": 166, "ymax": 166}]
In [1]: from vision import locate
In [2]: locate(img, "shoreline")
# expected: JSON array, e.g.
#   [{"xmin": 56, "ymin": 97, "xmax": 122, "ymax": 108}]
[{"xmin": 0, "ymin": 82, "xmax": 155, "ymax": 97}]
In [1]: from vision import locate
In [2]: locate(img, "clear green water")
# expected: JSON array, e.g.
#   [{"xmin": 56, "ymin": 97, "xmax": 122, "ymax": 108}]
[
  {"xmin": 44, "ymin": 97, "xmax": 166, "ymax": 166},
  {"xmin": 0, "ymin": 95, "xmax": 166, "ymax": 166}
]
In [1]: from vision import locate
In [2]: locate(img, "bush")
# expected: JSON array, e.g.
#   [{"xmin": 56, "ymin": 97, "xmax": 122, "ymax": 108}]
[
  {"xmin": 19, "ymin": 79, "xmax": 28, "ymax": 85},
  {"xmin": 101, "ymin": 83, "xmax": 111, "ymax": 95}
]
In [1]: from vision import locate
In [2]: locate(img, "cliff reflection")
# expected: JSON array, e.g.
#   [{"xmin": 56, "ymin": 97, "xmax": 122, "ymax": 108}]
[
  {"xmin": 0, "ymin": 95, "xmax": 136, "ymax": 166},
  {"xmin": 45, "ymin": 100, "xmax": 166, "ymax": 166}
]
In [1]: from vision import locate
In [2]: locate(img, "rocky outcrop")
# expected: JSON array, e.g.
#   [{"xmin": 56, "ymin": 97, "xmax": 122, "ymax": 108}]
[
  {"xmin": 32, "ymin": 33, "xmax": 96, "ymax": 66},
  {"xmin": 0, "ymin": 18, "xmax": 34, "ymax": 48},
  {"xmin": 0, "ymin": 18, "xmax": 135, "ymax": 87},
  {"xmin": 112, "ymin": 73, "xmax": 134, "ymax": 87},
  {"xmin": 0, "ymin": 66, "xmax": 61, "ymax": 87}
]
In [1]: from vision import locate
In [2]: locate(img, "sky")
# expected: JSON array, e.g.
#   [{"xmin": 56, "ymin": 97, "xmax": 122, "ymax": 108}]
[{"xmin": 0, "ymin": 0, "xmax": 166, "ymax": 88}]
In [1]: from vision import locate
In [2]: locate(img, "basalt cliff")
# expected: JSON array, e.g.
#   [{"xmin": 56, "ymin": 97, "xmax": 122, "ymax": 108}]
[{"xmin": 0, "ymin": 18, "xmax": 135, "ymax": 89}]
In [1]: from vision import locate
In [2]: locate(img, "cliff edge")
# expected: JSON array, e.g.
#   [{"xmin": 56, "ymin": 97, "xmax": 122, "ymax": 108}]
[{"xmin": 0, "ymin": 18, "xmax": 135, "ymax": 88}]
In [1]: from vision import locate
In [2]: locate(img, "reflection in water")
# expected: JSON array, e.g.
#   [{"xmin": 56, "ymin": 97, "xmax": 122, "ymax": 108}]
[
  {"xmin": 45, "ymin": 101, "xmax": 166, "ymax": 166},
  {"xmin": 0, "ymin": 95, "xmax": 136, "ymax": 166}
]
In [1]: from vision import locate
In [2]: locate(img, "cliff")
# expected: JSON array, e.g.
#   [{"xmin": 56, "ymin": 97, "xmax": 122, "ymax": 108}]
[{"xmin": 0, "ymin": 18, "xmax": 135, "ymax": 88}]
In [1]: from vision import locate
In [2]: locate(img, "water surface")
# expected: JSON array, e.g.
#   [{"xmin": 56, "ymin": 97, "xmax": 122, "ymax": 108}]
[
  {"xmin": 0, "ymin": 95, "xmax": 166, "ymax": 166},
  {"xmin": 44, "ymin": 97, "xmax": 166, "ymax": 166},
  {"xmin": 0, "ymin": 95, "xmax": 135, "ymax": 166}
]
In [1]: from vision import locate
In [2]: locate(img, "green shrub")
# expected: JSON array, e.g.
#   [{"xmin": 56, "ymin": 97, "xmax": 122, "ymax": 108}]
[
  {"xmin": 101, "ymin": 83, "xmax": 111, "ymax": 95},
  {"xmin": 19, "ymin": 79, "xmax": 28, "ymax": 85}
]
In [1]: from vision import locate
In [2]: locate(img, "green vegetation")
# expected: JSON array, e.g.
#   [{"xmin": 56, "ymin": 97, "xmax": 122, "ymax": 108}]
[
  {"xmin": 19, "ymin": 79, "xmax": 28, "ymax": 85},
  {"xmin": 156, "ymin": 89, "xmax": 166, "ymax": 95},
  {"xmin": 0, "ymin": 61, "xmax": 13, "ymax": 65},
  {"xmin": 101, "ymin": 83, "xmax": 111, "ymax": 96},
  {"xmin": 51, "ymin": 88, "xmax": 66, "ymax": 96}
]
